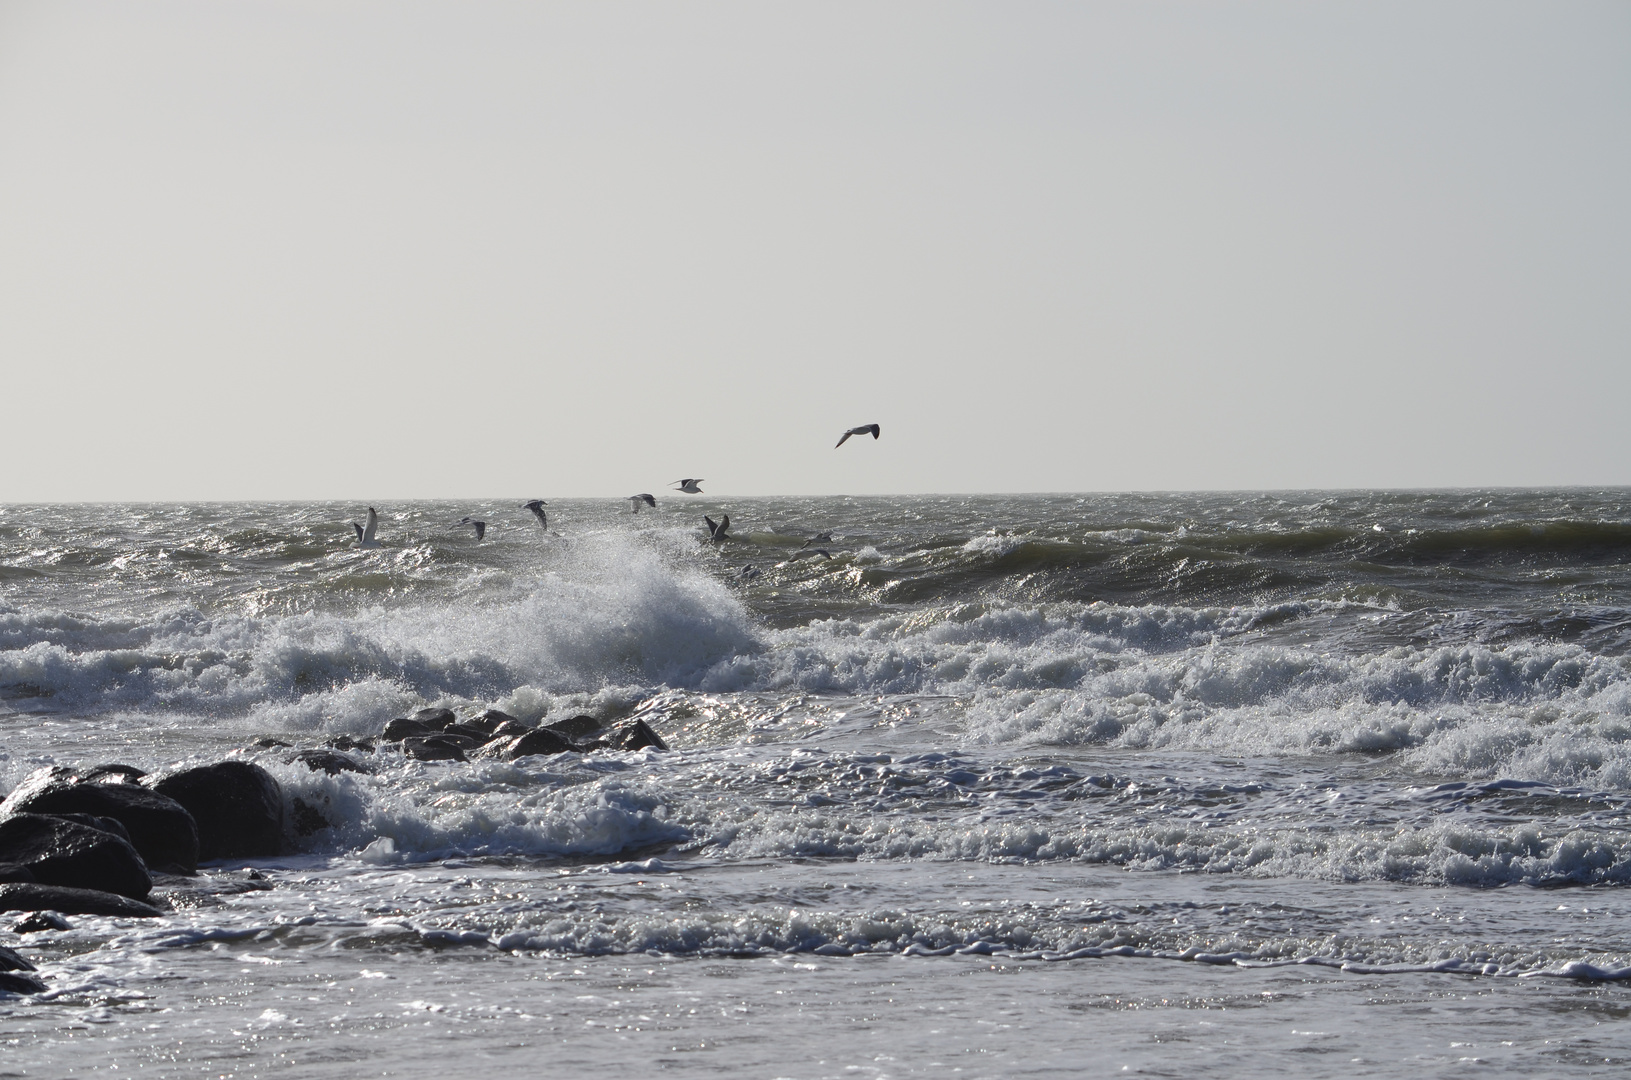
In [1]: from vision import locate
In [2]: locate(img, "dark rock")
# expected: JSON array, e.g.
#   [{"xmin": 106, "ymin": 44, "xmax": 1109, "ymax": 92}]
[
  {"xmin": 251, "ymin": 737, "xmax": 293, "ymax": 749},
  {"xmin": 545, "ymin": 715, "xmax": 603, "ymax": 740},
  {"xmin": 503, "ymin": 728, "xmax": 577, "ymax": 759},
  {"xmin": 443, "ymin": 723, "xmax": 498, "ymax": 744},
  {"xmin": 608, "ymin": 718, "xmax": 668, "ymax": 752},
  {"xmin": 289, "ymin": 797, "xmax": 331, "ymax": 836},
  {"xmin": 52, "ymin": 814, "xmax": 132, "ymax": 843},
  {"xmin": 470, "ymin": 709, "xmax": 522, "ymax": 733},
  {"xmin": 287, "ymin": 749, "xmax": 372, "ymax": 776},
  {"xmin": 490, "ymin": 720, "xmax": 533, "ymax": 740},
  {"xmin": 412, "ymin": 707, "xmax": 457, "ymax": 730},
  {"xmin": 402, "ymin": 737, "xmax": 467, "ymax": 762},
  {"xmin": 148, "ymin": 762, "xmax": 285, "ymax": 861},
  {"xmin": 0, "ymin": 944, "xmax": 34, "ymax": 971},
  {"xmin": 1, "ymin": 779, "xmax": 199, "ymax": 874},
  {"xmin": 381, "ymin": 718, "xmax": 435, "ymax": 741},
  {"xmin": 0, "ymin": 882, "xmax": 162, "ymax": 917},
  {"xmin": 0, "ymin": 814, "xmax": 152, "ymax": 900},
  {"xmin": 0, "ymin": 970, "xmax": 48, "ymax": 994},
  {"xmin": 324, "ymin": 734, "xmax": 375, "ymax": 752},
  {"xmin": 79, "ymin": 764, "xmax": 147, "ymax": 785},
  {"xmin": 12, "ymin": 910, "xmax": 71, "ymax": 933}
]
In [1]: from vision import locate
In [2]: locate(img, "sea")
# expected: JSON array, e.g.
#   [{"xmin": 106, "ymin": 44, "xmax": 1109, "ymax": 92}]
[{"xmin": 3, "ymin": 490, "xmax": 1630, "ymax": 1077}]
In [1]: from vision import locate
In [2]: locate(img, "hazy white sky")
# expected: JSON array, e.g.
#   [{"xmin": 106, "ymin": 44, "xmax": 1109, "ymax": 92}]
[{"xmin": 1, "ymin": 1, "xmax": 1627, "ymax": 500}]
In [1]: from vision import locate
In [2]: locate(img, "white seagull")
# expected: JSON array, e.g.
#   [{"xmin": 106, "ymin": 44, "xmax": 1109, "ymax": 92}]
[
  {"xmin": 453, "ymin": 517, "xmax": 486, "ymax": 541},
  {"xmin": 522, "ymin": 500, "xmax": 548, "ymax": 528},
  {"xmin": 705, "ymin": 514, "xmax": 731, "ymax": 543},
  {"xmin": 628, "ymin": 494, "xmax": 657, "ymax": 513},
  {"xmin": 672, "ymin": 479, "xmax": 705, "ymax": 494},
  {"xmin": 352, "ymin": 507, "xmax": 382, "ymax": 549},
  {"xmin": 835, "ymin": 424, "xmax": 880, "ymax": 448}
]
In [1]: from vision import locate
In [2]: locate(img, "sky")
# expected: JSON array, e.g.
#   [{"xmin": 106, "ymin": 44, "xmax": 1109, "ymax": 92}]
[{"xmin": 1, "ymin": 1, "xmax": 1627, "ymax": 501}]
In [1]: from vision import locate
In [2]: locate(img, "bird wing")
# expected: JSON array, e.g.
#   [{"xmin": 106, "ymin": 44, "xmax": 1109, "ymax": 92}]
[
  {"xmin": 869, "ymin": 424, "xmax": 880, "ymax": 439},
  {"xmin": 352, "ymin": 522, "xmax": 364, "ymax": 541},
  {"xmin": 835, "ymin": 432, "xmax": 852, "ymax": 448},
  {"xmin": 719, "ymin": 514, "xmax": 729, "ymax": 535},
  {"xmin": 474, "ymin": 522, "xmax": 486, "ymax": 541},
  {"xmin": 705, "ymin": 515, "xmax": 718, "ymax": 536},
  {"xmin": 363, "ymin": 508, "xmax": 378, "ymax": 544}
]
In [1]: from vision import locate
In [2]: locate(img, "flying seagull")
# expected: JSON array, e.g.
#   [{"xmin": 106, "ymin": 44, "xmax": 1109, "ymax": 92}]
[
  {"xmin": 705, "ymin": 514, "xmax": 731, "ymax": 543},
  {"xmin": 802, "ymin": 532, "xmax": 833, "ymax": 547},
  {"xmin": 453, "ymin": 517, "xmax": 486, "ymax": 541},
  {"xmin": 835, "ymin": 424, "xmax": 880, "ymax": 448},
  {"xmin": 672, "ymin": 479, "xmax": 705, "ymax": 494},
  {"xmin": 352, "ymin": 507, "xmax": 381, "ymax": 549},
  {"xmin": 522, "ymin": 500, "xmax": 548, "ymax": 528},
  {"xmin": 790, "ymin": 548, "xmax": 833, "ymax": 561},
  {"xmin": 628, "ymin": 494, "xmax": 657, "ymax": 513}
]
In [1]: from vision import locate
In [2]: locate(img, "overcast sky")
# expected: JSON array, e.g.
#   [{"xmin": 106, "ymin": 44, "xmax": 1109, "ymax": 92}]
[{"xmin": 1, "ymin": 1, "xmax": 1627, "ymax": 501}]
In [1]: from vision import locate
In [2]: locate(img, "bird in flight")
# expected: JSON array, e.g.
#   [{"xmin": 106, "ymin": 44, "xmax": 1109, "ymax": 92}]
[
  {"xmin": 628, "ymin": 494, "xmax": 657, "ymax": 513},
  {"xmin": 672, "ymin": 479, "xmax": 705, "ymax": 494},
  {"xmin": 453, "ymin": 517, "xmax": 486, "ymax": 541},
  {"xmin": 835, "ymin": 424, "xmax": 880, "ymax": 448},
  {"xmin": 705, "ymin": 514, "xmax": 731, "ymax": 543},
  {"xmin": 522, "ymin": 500, "xmax": 548, "ymax": 528},
  {"xmin": 352, "ymin": 507, "xmax": 382, "ymax": 549}
]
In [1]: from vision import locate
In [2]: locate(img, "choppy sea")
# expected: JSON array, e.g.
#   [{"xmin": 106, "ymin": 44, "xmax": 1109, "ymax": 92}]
[{"xmin": 4, "ymin": 490, "xmax": 1631, "ymax": 1077}]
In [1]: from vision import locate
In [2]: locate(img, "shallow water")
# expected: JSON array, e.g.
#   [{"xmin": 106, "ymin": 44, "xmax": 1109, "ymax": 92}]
[{"xmin": 3, "ymin": 491, "xmax": 1630, "ymax": 1075}]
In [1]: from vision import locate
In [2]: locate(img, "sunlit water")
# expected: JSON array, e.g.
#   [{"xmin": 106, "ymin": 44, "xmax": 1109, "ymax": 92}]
[{"xmin": 3, "ymin": 491, "xmax": 1630, "ymax": 1076}]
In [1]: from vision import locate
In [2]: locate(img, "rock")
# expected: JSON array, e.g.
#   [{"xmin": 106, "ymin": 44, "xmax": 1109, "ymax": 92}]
[
  {"xmin": 287, "ymin": 749, "xmax": 372, "ymax": 776},
  {"xmin": 0, "ymin": 970, "xmax": 48, "ymax": 994},
  {"xmin": 607, "ymin": 718, "xmax": 668, "ymax": 752},
  {"xmin": 250, "ymin": 737, "xmax": 293, "ymax": 749},
  {"xmin": 412, "ymin": 707, "xmax": 457, "ymax": 730},
  {"xmin": 0, "ymin": 814, "xmax": 152, "ymax": 900},
  {"xmin": 324, "ymin": 734, "xmax": 375, "ymax": 752},
  {"xmin": 401, "ymin": 737, "xmax": 467, "ymax": 762},
  {"xmin": 79, "ymin": 764, "xmax": 147, "ymax": 785},
  {"xmin": 1, "ymin": 778, "xmax": 199, "ymax": 874},
  {"xmin": 470, "ymin": 709, "xmax": 520, "ymax": 733},
  {"xmin": 148, "ymin": 762, "xmax": 285, "ymax": 861},
  {"xmin": 51, "ymin": 814, "xmax": 132, "ymax": 843},
  {"xmin": 289, "ymin": 797, "xmax": 331, "ymax": 836},
  {"xmin": 502, "ymin": 728, "xmax": 577, "ymax": 759},
  {"xmin": 381, "ymin": 718, "xmax": 435, "ymax": 741},
  {"xmin": 545, "ymin": 715, "xmax": 603, "ymax": 741},
  {"xmin": 490, "ymin": 720, "xmax": 533, "ymax": 740},
  {"xmin": 12, "ymin": 910, "xmax": 70, "ymax": 933},
  {"xmin": 0, "ymin": 944, "xmax": 34, "ymax": 971},
  {"xmin": 443, "ymin": 722, "xmax": 498, "ymax": 744},
  {"xmin": 0, "ymin": 882, "xmax": 163, "ymax": 917}
]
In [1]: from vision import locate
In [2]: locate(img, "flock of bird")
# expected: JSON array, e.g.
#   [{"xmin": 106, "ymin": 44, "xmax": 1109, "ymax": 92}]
[{"xmin": 349, "ymin": 423, "xmax": 879, "ymax": 567}]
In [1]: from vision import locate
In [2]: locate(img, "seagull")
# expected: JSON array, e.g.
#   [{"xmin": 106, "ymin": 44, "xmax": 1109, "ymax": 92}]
[
  {"xmin": 740, "ymin": 565, "xmax": 761, "ymax": 580},
  {"xmin": 352, "ymin": 507, "xmax": 381, "ymax": 549},
  {"xmin": 835, "ymin": 424, "xmax": 880, "ymax": 448},
  {"xmin": 522, "ymin": 500, "xmax": 548, "ymax": 528},
  {"xmin": 628, "ymin": 494, "xmax": 657, "ymax": 513},
  {"xmin": 790, "ymin": 548, "xmax": 832, "ymax": 561},
  {"xmin": 672, "ymin": 479, "xmax": 705, "ymax": 494},
  {"xmin": 453, "ymin": 517, "xmax": 486, "ymax": 541},
  {"xmin": 705, "ymin": 514, "xmax": 731, "ymax": 543},
  {"xmin": 802, "ymin": 532, "xmax": 833, "ymax": 547}
]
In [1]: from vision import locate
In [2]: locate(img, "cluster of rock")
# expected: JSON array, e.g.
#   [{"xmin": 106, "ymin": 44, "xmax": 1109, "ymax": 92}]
[
  {"xmin": 0, "ymin": 761, "xmax": 286, "ymax": 941},
  {"xmin": 371, "ymin": 706, "xmax": 667, "ymax": 763}
]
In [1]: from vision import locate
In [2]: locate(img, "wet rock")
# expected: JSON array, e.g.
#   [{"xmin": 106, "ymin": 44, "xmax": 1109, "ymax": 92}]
[
  {"xmin": 443, "ymin": 722, "xmax": 498, "ymax": 744},
  {"xmin": 502, "ymin": 728, "xmax": 577, "ymax": 759},
  {"xmin": 607, "ymin": 718, "xmax": 668, "ymax": 752},
  {"xmin": 289, "ymin": 797, "xmax": 331, "ymax": 836},
  {"xmin": 0, "ymin": 882, "xmax": 163, "ymax": 917},
  {"xmin": 51, "ymin": 814, "xmax": 132, "ymax": 843},
  {"xmin": 0, "ymin": 970, "xmax": 48, "ymax": 994},
  {"xmin": 0, "ymin": 814, "xmax": 152, "ymax": 900},
  {"xmin": 381, "ymin": 718, "xmax": 436, "ymax": 741},
  {"xmin": 0, "ymin": 944, "xmax": 35, "ymax": 971},
  {"xmin": 544, "ymin": 715, "xmax": 603, "ymax": 741},
  {"xmin": 1, "ymin": 778, "xmax": 199, "ymax": 874},
  {"xmin": 324, "ymin": 734, "xmax": 375, "ymax": 752},
  {"xmin": 79, "ymin": 764, "xmax": 147, "ymax": 785},
  {"xmin": 287, "ymin": 749, "xmax": 372, "ymax": 776},
  {"xmin": 11, "ymin": 910, "xmax": 70, "ymax": 933},
  {"xmin": 250, "ymin": 737, "xmax": 293, "ymax": 749},
  {"xmin": 402, "ymin": 737, "xmax": 467, "ymax": 762},
  {"xmin": 470, "ymin": 708, "xmax": 521, "ymax": 733},
  {"xmin": 148, "ymin": 762, "xmax": 285, "ymax": 861},
  {"xmin": 412, "ymin": 707, "xmax": 457, "ymax": 730},
  {"xmin": 490, "ymin": 720, "xmax": 533, "ymax": 740}
]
